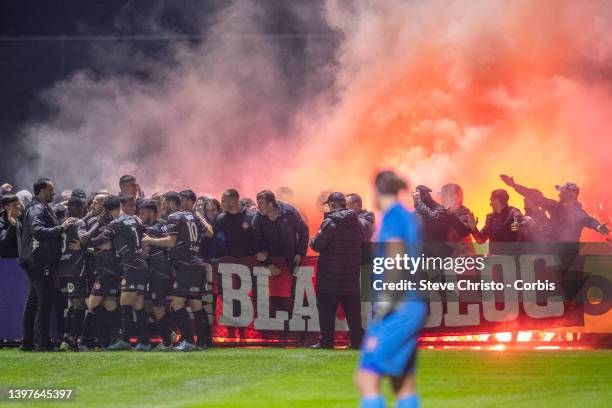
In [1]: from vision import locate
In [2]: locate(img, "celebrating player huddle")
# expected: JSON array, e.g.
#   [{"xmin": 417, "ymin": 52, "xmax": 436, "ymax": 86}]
[{"xmin": 58, "ymin": 190, "xmax": 213, "ymax": 352}]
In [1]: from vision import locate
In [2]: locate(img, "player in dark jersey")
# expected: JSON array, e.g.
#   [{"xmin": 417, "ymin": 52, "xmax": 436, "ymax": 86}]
[
  {"xmin": 139, "ymin": 199, "xmax": 176, "ymax": 350},
  {"xmin": 142, "ymin": 191, "xmax": 213, "ymax": 351},
  {"xmin": 94, "ymin": 196, "xmax": 150, "ymax": 351},
  {"xmin": 118, "ymin": 191, "xmax": 137, "ymax": 216},
  {"xmin": 58, "ymin": 197, "xmax": 88, "ymax": 351},
  {"xmin": 79, "ymin": 194, "xmax": 122, "ymax": 350}
]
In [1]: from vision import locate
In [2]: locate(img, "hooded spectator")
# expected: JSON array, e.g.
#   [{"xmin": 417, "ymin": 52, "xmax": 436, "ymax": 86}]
[{"xmin": 16, "ymin": 190, "xmax": 33, "ymax": 208}]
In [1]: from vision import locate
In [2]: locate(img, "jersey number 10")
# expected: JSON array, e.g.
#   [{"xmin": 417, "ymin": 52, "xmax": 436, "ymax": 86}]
[{"xmin": 187, "ymin": 220, "xmax": 199, "ymax": 244}]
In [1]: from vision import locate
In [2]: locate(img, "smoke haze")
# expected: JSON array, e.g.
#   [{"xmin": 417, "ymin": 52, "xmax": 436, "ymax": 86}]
[{"xmin": 14, "ymin": 0, "xmax": 612, "ymax": 238}]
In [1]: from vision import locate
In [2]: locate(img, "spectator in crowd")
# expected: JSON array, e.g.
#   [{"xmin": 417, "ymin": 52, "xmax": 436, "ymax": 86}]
[
  {"xmin": 470, "ymin": 189, "xmax": 524, "ymax": 247},
  {"xmin": 346, "ymin": 193, "xmax": 375, "ymax": 242},
  {"xmin": 275, "ymin": 187, "xmax": 294, "ymax": 204},
  {"xmin": 520, "ymin": 197, "xmax": 552, "ymax": 242},
  {"xmin": 309, "ymin": 192, "xmax": 364, "ymax": 350},
  {"xmin": 1, "ymin": 182, "xmax": 13, "ymax": 196},
  {"xmin": 0, "ymin": 194, "xmax": 21, "ymax": 258},
  {"xmin": 201, "ymin": 197, "xmax": 226, "ymax": 259},
  {"xmin": 413, "ymin": 185, "xmax": 448, "ymax": 242},
  {"xmin": 439, "ymin": 183, "xmax": 476, "ymax": 243},
  {"xmin": 240, "ymin": 198, "xmax": 257, "ymax": 212},
  {"xmin": 500, "ymin": 175, "xmax": 609, "ymax": 241},
  {"xmin": 253, "ymin": 190, "xmax": 309, "ymax": 274},
  {"xmin": 18, "ymin": 178, "xmax": 76, "ymax": 351},
  {"xmin": 16, "ymin": 189, "xmax": 33, "ymax": 209},
  {"xmin": 216, "ymin": 189, "xmax": 256, "ymax": 257},
  {"xmin": 315, "ymin": 190, "xmax": 333, "ymax": 214},
  {"xmin": 276, "ymin": 186, "xmax": 308, "ymax": 225},
  {"xmin": 180, "ymin": 190, "xmax": 197, "ymax": 212},
  {"xmin": 194, "ymin": 195, "xmax": 208, "ymax": 215},
  {"xmin": 119, "ymin": 174, "xmax": 143, "ymax": 199},
  {"xmin": 205, "ymin": 198, "xmax": 222, "ymax": 221}
]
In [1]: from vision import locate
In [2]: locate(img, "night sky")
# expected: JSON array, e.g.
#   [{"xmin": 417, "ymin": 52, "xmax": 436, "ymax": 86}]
[{"xmin": 0, "ymin": 0, "xmax": 328, "ymax": 189}]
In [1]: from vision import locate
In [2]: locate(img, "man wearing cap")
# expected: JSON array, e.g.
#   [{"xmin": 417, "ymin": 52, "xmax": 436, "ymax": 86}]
[
  {"xmin": 309, "ymin": 192, "xmax": 364, "ymax": 349},
  {"xmin": 500, "ymin": 175, "xmax": 609, "ymax": 241}
]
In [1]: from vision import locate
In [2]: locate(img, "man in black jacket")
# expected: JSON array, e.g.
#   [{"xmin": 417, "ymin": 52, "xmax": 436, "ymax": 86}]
[
  {"xmin": 309, "ymin": 192, "xmax": 364, "ymax": 349},
  {"xmin": 18, "ymin": 178, "xmax": 76, "ymax": 351},
  {"xmin": 0, "ymin": 194, "xmax": 21, "ymax": 258},
  {"xmin": 346, "ymin": 193, "xmax": 376, "ymax": 242},
  {"xmin": 253, "ymin": 190, "xmax": 309, "ymax": 274}
]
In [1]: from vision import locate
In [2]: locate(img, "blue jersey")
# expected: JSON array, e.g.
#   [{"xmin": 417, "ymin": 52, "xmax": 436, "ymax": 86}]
[
  {"xmin": 359, "ymin": 201, "xmax": 426, "ymax": 377},
  {"xmin": 375, "ymin": 202, "xmax": 421, "ymax": 306},
  {"xmin": 377, "ymin": 202, "xmax": 420, "ymax": 258}
]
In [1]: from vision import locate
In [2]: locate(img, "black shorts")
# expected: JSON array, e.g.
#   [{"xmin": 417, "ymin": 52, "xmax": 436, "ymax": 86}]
[
  {"xmin": 121, "ymin": 266, "xmax": 148, "ymax": 295},
  {"xmin": 60, "ymin": 274, "xmax": 88, "ymax": 298},
  {"xmin": 172, "ymin": 264, "xmax": 204, "ymax": 299},
  {"xmin": 90, "ymin": 274, "xmax": 120, "ymax": 298},
  {"xmin": 149, "ymin": 274, "xmax": 173, "ymax": 306}
]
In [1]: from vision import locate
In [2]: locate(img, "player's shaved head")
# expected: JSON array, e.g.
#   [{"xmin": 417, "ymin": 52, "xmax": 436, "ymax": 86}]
[{"xmin": 90, "ymin": 192, "xmax": 110, "ymax": 215}]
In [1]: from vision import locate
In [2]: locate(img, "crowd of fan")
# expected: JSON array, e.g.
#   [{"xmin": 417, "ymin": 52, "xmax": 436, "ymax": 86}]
[{"xmin": 0, "ymin": 173, "xmax": 608, "ymax": 352}]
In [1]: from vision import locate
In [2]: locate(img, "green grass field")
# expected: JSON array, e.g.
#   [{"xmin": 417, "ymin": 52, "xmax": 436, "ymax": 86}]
[{"xmin": 1, "ymin": 348, "xmax": 611, "ymax": 407}]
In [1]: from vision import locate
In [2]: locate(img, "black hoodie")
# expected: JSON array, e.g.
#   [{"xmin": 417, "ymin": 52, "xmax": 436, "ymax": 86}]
[{"xmin": 310, "ymin": 208, "xmax": 362, "ymax": 294}]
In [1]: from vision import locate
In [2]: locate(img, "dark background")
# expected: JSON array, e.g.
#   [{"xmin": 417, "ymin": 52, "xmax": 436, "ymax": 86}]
[{"xmin": 0, "ymin": 0, "xmax": 336, "ymax": 189}]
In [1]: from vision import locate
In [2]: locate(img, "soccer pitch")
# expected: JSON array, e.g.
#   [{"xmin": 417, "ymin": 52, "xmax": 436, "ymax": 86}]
[{"xmin": 1, "ymin": 348, "xmax": 611, "ymax": 407}]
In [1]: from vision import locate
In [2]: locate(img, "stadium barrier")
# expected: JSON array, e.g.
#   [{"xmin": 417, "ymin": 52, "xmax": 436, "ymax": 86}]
[{"xmin": 1, "ymin": 244, "xmax": 610, "ymax": 345}]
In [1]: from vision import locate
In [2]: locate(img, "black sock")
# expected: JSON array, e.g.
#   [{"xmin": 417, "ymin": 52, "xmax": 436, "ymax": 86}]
[
  {"xmin": 120, "ymin": 305, "xmax": 134, "ymax": 342},
  {"xmin": 63, "ymin": 308, "xmax": 73, "ymax": 340},
  {"xmin": 81, "ymin": 311, "xmax": 97, "ymax": 346},
  {"xmin": 173, "ymin": 308, "xmax": 194, "ymax": 344},
  {"xmin": 92, "ymin": 304, "xmax": 111, "ymax": 341},
  {"xmin": 134, "ymin": 309, "xmax": 149, "ymax": 345},
  {"xmin": 193, "ymin": 309, "xmax": 212, "ymax": 347},
  {"xmin": 71, "ymin": 309, "xmax": 86, "ymax": 340},
  {"xmin": 109, "ymin": 308, "xmax": 121, "ymax": 338},
  {"xmin": 157, "ymin": 314, "xmax": 174, "ymax": 346}
]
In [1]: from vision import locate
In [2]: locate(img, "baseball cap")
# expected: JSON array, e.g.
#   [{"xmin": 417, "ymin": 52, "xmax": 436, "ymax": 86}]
[
  {"xmin": 555, "ymin": 182, "xmax": 579, "ymax": 194},
  {"xmin": 323, "ymin": 192, "xmax": 347, "ymax": 205},
  {"xmin": 71, "ymin": 188, "xmax": 86, "ymax": 200}
]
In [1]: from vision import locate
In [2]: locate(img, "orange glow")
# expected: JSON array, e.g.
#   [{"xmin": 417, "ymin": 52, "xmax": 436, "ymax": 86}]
[
  {"xmin": 494, "ymin": 332, "xmax": 513, "ymax": 342},
  {"xmin": 274, "ymin": 1, "xmax": 612, "ymax": 239},
  {"xmin": 516, "ymin": 331, "xmax": 533, "ymax": 342}
]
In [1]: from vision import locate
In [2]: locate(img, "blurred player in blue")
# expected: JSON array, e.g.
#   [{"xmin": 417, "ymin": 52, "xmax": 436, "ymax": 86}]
[{"xmin": 356, "ymin": 170, "xmax": 426, "ymax": 408}]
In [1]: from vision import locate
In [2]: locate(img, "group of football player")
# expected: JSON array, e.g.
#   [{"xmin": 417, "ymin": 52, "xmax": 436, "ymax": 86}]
[{"xmin": 57, "ymin": 177, "xmax": 219, "ymax": 352}]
